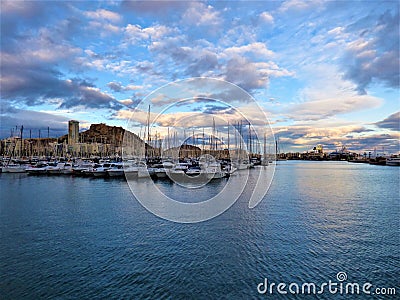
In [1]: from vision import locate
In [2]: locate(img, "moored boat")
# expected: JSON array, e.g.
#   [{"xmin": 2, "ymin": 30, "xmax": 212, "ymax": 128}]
[
  {"xmin": 386, "ymin": 157, "xmax": 400, "ymax": 166},
  {"xmin": 2, "ymin": 163, "xmax": 26, "ymax": 173},
  {"xmin": 107, "ymin": 163, "xmax": 124, "ymax": 177}
]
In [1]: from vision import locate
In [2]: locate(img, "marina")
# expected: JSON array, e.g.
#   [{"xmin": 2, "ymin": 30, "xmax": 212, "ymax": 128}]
[{"xmin": 1, "ymin": 1, "xmax": 399, "ymax": 298}]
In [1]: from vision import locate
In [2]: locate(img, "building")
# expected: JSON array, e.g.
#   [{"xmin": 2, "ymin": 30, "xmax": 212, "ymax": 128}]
[{"xmin": 68, "ymin": 120, "xmax": 79, "ymax": 145}]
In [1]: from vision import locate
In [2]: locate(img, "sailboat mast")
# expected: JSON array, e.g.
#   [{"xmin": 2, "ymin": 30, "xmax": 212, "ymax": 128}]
[
  {"xmin": 146, "ymin": 105, "xmax": 150, "ymax": 160},
  {"xmin": 20, "ymin": 125, "xmax": 24, "ymax": 158}
]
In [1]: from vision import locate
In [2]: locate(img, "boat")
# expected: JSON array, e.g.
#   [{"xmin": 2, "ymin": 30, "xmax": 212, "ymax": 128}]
[
  {"xmin": 72, "ymin": 162, "xmax": 95, "ymax": 176},
  {"xmin": 186, "ymin": 166, "xmax": 201, "ymax": 176},
  {"xmin": 61, "ymin": 163, "xmax": 73, "ymax": 174},
  {"xmin": 386, "ymin": 157, "xmax": 400, "ymax": 166},
  {"xmin": 46, "ymin": 162, "xmax": 66, "ymax": 175},
  {"xmin": 26, "ymin": 163, "xmax": 48, "ymax": 175},
  {"xmin": 2, "ymin": 163, "xmax": 26, "ymax": 173},
  {"xmin": 205, "ymin": 162, "xmax": 226, "ymax": 179},
  {"xmin": 107, "ymin": 163, "xmax": 124, "ymax": 177},
  {"xmin": 92, "ymin": 163, "xmax": 111, "ymax": 177}
]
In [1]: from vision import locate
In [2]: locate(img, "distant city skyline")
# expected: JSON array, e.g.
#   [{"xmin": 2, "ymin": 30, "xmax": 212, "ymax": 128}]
[{"xmin": 1, "ymin": 1, "xmax": 399, "ymax": 153}]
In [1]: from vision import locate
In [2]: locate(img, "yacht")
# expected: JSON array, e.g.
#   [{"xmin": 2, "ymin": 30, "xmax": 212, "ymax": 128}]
[
  {"xmin": 47, "ymin": 162, "xmax": 66, "ymax": 175},
  {"xmin": 205, "ymin": 162, "xmax": 226, "ymax": 179},
  {"xmin": 72, "ymin": 162, "xmax": 95, "ymax": 176},
  {"xmin": 386, "ymin": 157, "xmax": 400, "ymax": 166},
  {"xmin": 26, "ymin": 163, "xmax": 48, "ymax": 175},
  {"xmin": 107, "ymin": 163, "xmax": 124, "ymax": 177},
  {"xmin": 61, "ymin": 163, "xmax": 73, "ymax": 175},
  {"xmin": 2, "ymin": 163, "xmax": 26, "ymax": 173},
  {"xmin": 92, "ymin": 163, "xmax": 112, "ymax": 177}
]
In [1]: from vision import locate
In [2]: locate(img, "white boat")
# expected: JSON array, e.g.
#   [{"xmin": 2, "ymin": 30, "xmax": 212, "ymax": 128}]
[
  {"xmin": 186, "ymin": 166, "xmax": 201, "ymax": 176},
  {"xmin": 72, "ymin": 162, "xmax": 94, "ymax": 176},
  {"xmin": 386, "ymin": 157, "xmax": 400, "ymax": 166},
  {"xmin": 174, "ymin": 162, "xmax": 190, "ymax": 172},
  {"xmin": 26, "ymin": 163, "xmax": 48, "ymax": 175},
  {"xmin": 61, "ymin": 163, "xmax": 73, "ymax": 175},
  {"xmin": 2, "ymin": 163, "xmax": 26, "ymax": 173},
  {"xmin": 46, "ymin": 162, "xmax": 65, "ymax": 175},
  {"xmin": 92, "ymin": 163, "xmax": 111, "ymax": 177},
  {"xmin": 107, "ymin": 163, "xmax": 124, "ymax": 177},
  {"xmin": 206, "ymin": 162, "xmax": 226, "ymax": 179}
]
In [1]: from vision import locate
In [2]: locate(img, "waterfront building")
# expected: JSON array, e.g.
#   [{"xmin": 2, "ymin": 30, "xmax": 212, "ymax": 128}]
[{"xmin": 68, "ymin": 120, "xmax": 79, "ymax": 145}]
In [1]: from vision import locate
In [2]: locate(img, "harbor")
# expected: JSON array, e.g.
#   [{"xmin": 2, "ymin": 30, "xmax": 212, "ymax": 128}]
[
  {"xmin": 1, "ymin": 1, "xmax": 399, "ymax": 298},
  {"xmin": 1, "ymin": 120, "xmax": 398, "ymax": 177}
]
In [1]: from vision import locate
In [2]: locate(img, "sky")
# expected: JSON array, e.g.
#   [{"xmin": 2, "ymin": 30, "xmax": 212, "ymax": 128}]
[{"xmin": 1, "ymin": 0, "xmax": 399, "ymax": 153}]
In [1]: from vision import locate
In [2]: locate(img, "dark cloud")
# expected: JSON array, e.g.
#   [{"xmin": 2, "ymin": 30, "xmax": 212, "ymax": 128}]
[
  {"xmin": 225, "ymin": 57, "xmax": 268, "ymax": 91},
  {"xmin": 0, "ymin": 1, "xmax": 123, "ymax": 112},
  {"xmin": 120, "ymin": 1, "xmax": 189, "ymax": 14},
  {"xmin": 0, "ymin": 107, "xmax": 70, "ymax": 139},
  {"xmin": 1, "ymin": 59, "xmax": 67, "ymax": 106},
  {"xmin": 201, "ymin": 104, "xmax": 235, "ymax": 115},
  {"xmin": 59, "ymin": 80, "xmax": 123, "ymax": 110},
  {"xmin": 374, "ymin": 111, "xmax": 400, "ymax": 131},
  {"xmin": 1, "ymin": 55, "xmax": 122, "ymax": 110},
  {"xmin": 185, "ymin": 52, "xmax": 219, "ymax": 77},
  {"xmin": 107, "ymin": 81, "xmax": 124, "ymax": 92},
  {"xmin": 343, "ymin": 9, "xmax": 399, "ymax": 94}
]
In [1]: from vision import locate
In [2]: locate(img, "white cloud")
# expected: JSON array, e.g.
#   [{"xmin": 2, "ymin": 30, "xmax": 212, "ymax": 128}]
[
  {"xmin": 279, "ymin": 0, "xmax": 324, "ymax": 13},
  {"xmin": 182, "ymin": 2, "xmax": 221, "ymax": 27},
  {"xmin": 223, "ymin": 42, "xmax": 274, "ymax": 59},
  {"xmin": 259, "ymin": 12, "xmax": 274, "ymax": 24},
  {"xmin": 282, "ymin": 64, "xmax": 383, "ymax": 121},
  {"xmin": 125, "ymin": 24, "xmax": 176, "ymax": 44},
  {"xmin": 84, "ymin": 9, "xmax": 122, "ymax": 23}
]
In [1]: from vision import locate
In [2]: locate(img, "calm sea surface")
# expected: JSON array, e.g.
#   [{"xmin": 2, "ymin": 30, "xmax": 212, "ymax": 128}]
[{"xmin": 0, "ymin": 161, "xmax": 399, "ymax": 299}]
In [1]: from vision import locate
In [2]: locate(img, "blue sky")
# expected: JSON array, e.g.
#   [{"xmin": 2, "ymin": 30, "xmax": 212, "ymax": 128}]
[{"xmin": 1, "ymin": 0, "xmax": 399, "ymax": 153}]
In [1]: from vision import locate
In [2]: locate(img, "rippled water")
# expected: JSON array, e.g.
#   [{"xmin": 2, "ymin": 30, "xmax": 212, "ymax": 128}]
[{"xmin": 0, "ymin": 161, "xmax": 399, "ymax": 299}]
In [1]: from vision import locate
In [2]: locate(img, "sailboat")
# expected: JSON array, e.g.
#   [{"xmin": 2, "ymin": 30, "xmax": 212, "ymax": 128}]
[
  {"xmin": 261, "ymin": 131, "xmax": 269, "ymax": 166},
  {"xmin": 276, "ymin": 137, "xmax": 287, "ymax": 161}
]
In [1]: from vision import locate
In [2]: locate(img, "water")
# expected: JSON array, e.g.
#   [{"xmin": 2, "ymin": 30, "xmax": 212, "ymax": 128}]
[{"xmin": 0, "ymin": 161, "xmax": 399, "ymax": 299}]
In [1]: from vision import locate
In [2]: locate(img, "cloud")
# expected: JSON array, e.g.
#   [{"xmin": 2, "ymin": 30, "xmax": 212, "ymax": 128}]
[
  {"xmin": 84, "ymin": 9, "xmax": 122, "ymax": 23},
  {"xmin": 259, "ymin": 12, "xmax": 274, "ymax": 24},
  {"xmin": 224, "ymin": 57, "xmax": 270, "ymax": 90},
  {"xmin": 223, "ymin": 42, "xmax": 274, "ymax": 59},
  {"xmin": 342, "ymin": 9, "xmax": 400, "ymax": 94},
  {"xmin": 107, "ymin": 81, "xmax": 142, "ymax": 92},
  {"xmin": 286, "ymin": 94, "xmax": 382, "ymax": 121},
  {"xmin": 374, "ymin": 112, "xmax": 400, "ymax": 131},
  {"xmin": 125, "ymin": 24, "xmax": 175, "ymax": 43},
  {"xmin": 120, "ymin": 1, "xmax": 189, "ymax": 14},
  {"xmin": 182, "ymin": 2, "xmax": 221, "ymax": 27},
  {"xmin": 274, "ymin": 122, "xmax": 399, "ymax": 152},
  {"xmin": 279, "ymin": 63, "xmax": 383, "ymax": 121},
  {"xmin": 1, "ymin": 49, "xmax": 122, "ymax": 110},
  {"xmin": 0, "ymin": 106, "xmax": 70, "ymax": 138},
  {"xmin": 279, "ymin": 0, "xmax": 324, "ymax": 13},
  {"xmin": 59, "ymin": 80, "xmax": 123, "ymax": 110}
]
